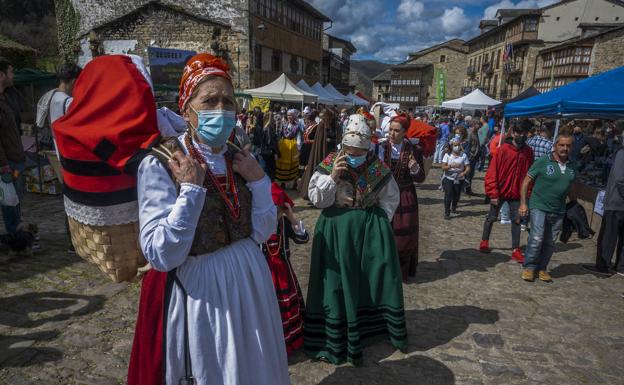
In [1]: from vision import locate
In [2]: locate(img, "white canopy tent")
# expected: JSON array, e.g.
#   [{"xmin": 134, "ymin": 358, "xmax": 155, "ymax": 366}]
[
  {"xmin": 245, "ymin": 74, "xmax": 318, "ymax": 105},
  {"xmin": 296, "ymin": 80, "xmax": 333, "ymax": 105},
  {"xmin": 346, "ymin": 92, "xmax": 369, "ymax": 106},
  {"xmin": 324, "ymin": 83, "xmax": 353, "ymax": 106},
  {"xmin": 311, "ymin": 82, "xmax": 342, "ymax": 105},
  {"xmin": 441, "ymin": 89, "xmax": 501, "ymax": 110}
]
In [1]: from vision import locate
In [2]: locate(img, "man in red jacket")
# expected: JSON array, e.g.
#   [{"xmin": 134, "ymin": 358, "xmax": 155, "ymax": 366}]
[{"xmin": 479, "ymin": 125, "xmax": 534, "ymax": 262}]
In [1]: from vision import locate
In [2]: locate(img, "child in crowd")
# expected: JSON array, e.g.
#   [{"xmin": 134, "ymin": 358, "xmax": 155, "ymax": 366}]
[
  {"xmin": 441, "ymin": 137, "xmax": 471, "ymax": 219},
  {"xmin": 262, "ymin": 182, "xmax": 309, "ymax": 355}
]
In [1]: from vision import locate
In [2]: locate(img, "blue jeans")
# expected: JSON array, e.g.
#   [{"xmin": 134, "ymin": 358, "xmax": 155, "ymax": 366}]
[
  {"xmin": 1, "ymin": 161, "xmax": 25, "ymax": 234},
  {"xmin": 523, "ymin": 208, "xmax": 564, "ymax": 271},
  {"xmin": 500, "ymin": 201, "xmax": 510, "ymax": 222},
  {"xmin": 434, "ymin": 140, "xmax": 447, "ymax": 163}
]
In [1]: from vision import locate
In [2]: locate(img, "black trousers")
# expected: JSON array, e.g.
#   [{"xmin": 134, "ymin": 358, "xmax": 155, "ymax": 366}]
[
  {"xmin": 262, "ymin": 154, "xmax": 276, "ymax": 181},
  {"xmin": 596, "ymin": 210, "xmax": 624, "ymax": 272},
  {"xmin": 465, "ymin": 158, "xmax": 478, "ymax": 192},
  {"xmin": 442, "ymin": 178, "xmax": 462, "ymax": 215},
  {"xmin": 482, "ymin": 200, "xmax": 521, "ymax": 248}
]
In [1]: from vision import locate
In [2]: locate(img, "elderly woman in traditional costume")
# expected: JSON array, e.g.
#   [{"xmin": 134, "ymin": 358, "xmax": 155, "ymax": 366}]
[
  {"xmin": 127, "ymin": 53, "xmax": 290, "ymax": 385},
  {"xmin": 276, "ymin": 108, "xmax": 303, "ymax": 187},
  {"xmin": 304, "ymin": 114, "xmax": 407, "ymax": 365},
  {"xmin": 376, "ymin": 113, "xmax": 426, "ymax": 280}
]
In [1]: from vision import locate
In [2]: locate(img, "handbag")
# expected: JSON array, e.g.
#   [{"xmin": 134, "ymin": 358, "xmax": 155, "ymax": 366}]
[{"xmin": 0, "ymin": 180, "xmax": 19, "ymax": 206}]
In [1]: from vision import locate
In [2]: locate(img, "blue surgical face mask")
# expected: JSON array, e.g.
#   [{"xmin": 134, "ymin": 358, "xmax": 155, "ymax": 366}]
[
  {"xmin": 191, "ymin": 106, "xmax": 236, "ymax": 147},
  {"xmin": 346, "ymin": 154, "xmax": 367, "ymax": 168}
]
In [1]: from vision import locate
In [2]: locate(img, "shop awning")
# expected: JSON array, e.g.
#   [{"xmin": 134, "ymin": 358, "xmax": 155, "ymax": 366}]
[{"xmin": 505, "ymin": 66, "xmax": 624, "ymax": 119}]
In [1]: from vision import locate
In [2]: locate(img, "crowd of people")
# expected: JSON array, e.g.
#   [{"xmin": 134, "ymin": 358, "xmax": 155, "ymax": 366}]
[{"xmin": 0, "ymin": 52, "xmax": 623, "ymax": 384}]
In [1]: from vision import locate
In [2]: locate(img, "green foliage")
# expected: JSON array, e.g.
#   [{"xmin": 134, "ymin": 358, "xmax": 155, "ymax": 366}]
[{"xmin": 54, "ymin": 0, "xmax": 80, "ymax": 62}]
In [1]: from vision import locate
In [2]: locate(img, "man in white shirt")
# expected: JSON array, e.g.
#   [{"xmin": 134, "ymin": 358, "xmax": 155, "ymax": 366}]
[{"xmin": 50, "ymin": 63, "xmax": 81, "ymax": 123}]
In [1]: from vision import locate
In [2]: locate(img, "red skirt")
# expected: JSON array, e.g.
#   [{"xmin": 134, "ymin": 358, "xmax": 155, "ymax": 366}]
[
  {"xmin": 264, "ymin": 235, "xmax": 305, "ymax": 355},
  {"xmin": 392, "ymin": 184, "xmax": 420, "ymax": 280},
  {"xmin": 127, "ymin": 269, "xmax": 170, "ymax": 385}
]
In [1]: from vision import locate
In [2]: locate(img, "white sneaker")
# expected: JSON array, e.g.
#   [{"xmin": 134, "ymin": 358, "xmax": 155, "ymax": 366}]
[{"xmin": 500, "ymin": 219, "xmax": 512, "ymax": 225}]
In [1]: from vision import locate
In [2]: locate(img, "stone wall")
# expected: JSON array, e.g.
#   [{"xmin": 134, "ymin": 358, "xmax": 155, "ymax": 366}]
[
  {"xmin": 350, "ymin": 70, "xmax": 373, "ymax": 100},
  {"xmin": 590, "ymin": 28, "xmax": 624, "ymax": 75},
  {"xmin": 408, "ymin": 47, "xmax": 467, "ymax": 105},
  {"xmin": 83, "ymin": 3, "xmax": 250, "ymax": 89}
]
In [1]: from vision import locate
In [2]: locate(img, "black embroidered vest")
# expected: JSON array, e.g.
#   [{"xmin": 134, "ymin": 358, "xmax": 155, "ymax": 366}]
[{"xmin": 151, "ymin": 137, "xmax": 252, "ymax": 255}]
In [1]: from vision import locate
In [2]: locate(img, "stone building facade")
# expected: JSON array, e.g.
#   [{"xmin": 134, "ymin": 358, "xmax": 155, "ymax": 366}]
[
  {"xmin": 78, "ymin": 3, "xmax": 250, "ymax": 87},
  {"xmin": 371, "ymin": 69, "xmax": 392, "ymax": 103},
  {"xmin": 534, "ymin": 24, "xmax": 624, "ymax": 92},
  {"xmin": 58, "ymin": 0, "xmax": 331, "ymax": 91},
  {"xmin": 405, "ymin": 39, "xmax": 468, "ymax": 106},
  {"xmin": 386, "ymin": 64, "xmax": 431, "ymax": 110},
  {"xmin": 463, "ymin": 0, "xmax": 624, "ymax": 101},
  {"xmin": 322, "ymin": 34, "xmax": 356, "ymax": 94},
  {"xmin": 589, "ymin": 25, "xmax": 624, "ymax": 75}
]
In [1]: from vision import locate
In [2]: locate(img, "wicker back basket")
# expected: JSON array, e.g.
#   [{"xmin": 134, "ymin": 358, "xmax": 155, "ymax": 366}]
[{"xmin": 68, "ymin": 217, "xmax": 147, "ymax": 283}]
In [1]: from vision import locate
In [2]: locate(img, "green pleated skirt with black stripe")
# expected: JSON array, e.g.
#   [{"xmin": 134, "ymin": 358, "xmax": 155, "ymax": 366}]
[{"xmin": 303, "ymin": 206, "xmax": 408, "ymax": 365}]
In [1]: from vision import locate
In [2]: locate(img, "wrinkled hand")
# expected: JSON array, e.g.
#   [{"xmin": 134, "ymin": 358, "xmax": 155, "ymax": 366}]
[
  {"xmin": 233, "ymin": 149, "xmax": 265, "ymax": 182},
  {"xmin": 331, "ymin": 153, "xmax": 348, "ymax": 181},
  {"xmin": 408, "ymin": 158, "xmax": 420, "ymax": 173},
  {"xmin": 519, "ymin": 203, "xmax": 529, "ymax": 217},
  {"xmin": 169, "ymin": 151, "xmax": 207, "ymax": 186}
]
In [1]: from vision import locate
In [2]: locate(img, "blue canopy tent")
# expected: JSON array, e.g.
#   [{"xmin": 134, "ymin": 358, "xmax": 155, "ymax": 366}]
[{"xmin": 504, "ymin": 65, "xmax": 624, "ymax": 119}]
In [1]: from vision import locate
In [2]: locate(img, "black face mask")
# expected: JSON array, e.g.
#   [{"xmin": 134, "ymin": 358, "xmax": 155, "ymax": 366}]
[{"xmin": 514, "ymin": 135, "xmax": 527, "ymax": 146}]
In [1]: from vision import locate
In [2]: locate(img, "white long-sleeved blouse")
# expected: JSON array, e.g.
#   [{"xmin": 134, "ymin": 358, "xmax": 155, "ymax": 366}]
[
  {"xmin": 308, "ymin": 171, "xmax": 400, "ymax": 220},
  {"xmin": 137, "ymin": 137, "xmax": 276, "ymax": 272}
]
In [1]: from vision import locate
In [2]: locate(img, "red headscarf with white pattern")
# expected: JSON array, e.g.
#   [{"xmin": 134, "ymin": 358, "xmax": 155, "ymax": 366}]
[{"xmin": 178, "ymin": 53, "xmax": 232, "ymax": 111}]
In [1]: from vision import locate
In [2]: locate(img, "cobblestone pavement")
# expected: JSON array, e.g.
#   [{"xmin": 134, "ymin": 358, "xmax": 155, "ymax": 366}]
[{"xmin": 1, "ymin": 168, "xmax": 623, "ymax": 385}]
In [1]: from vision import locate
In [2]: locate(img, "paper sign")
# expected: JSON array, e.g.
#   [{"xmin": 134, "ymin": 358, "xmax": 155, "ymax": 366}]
[{"xmin": 594, "ymin": 190, "xmax": 606, "ymax": 216}]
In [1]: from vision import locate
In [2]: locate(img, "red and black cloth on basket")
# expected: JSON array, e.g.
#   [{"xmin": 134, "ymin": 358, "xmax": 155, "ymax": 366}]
[
  {"xmin": 52, "ymin": 55, "xmax": 160, "ymax": 206},
  {"xmin": 262, "ymin": 182, "xmax": 309, "ymax": 354}
]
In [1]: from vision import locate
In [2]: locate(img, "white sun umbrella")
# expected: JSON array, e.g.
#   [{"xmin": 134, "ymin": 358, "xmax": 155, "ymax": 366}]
[
  {"xmin": 311, "ymin": 82, "xmax": 342, "ymax": 106},
  {"xmin": 324, "ymin": 84, "xmax": 353, "ymax": 106}
]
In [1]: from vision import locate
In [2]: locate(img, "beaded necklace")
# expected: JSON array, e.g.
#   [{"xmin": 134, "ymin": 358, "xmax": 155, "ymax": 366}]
[{"xmin": 184, "ymin": 133, "xmax": 241, "ymax": 220}]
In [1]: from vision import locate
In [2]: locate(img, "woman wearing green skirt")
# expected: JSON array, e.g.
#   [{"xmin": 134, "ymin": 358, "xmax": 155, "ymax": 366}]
[{"xmin": 305, "ymin": 114, "xmax": 407, "ymax": 365}]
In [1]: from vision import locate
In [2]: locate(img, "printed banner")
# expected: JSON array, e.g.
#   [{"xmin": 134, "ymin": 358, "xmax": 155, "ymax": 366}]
[
  {"xmin": 435, "ymin": 68, "xmax": 447, "ymax": 103},
  {"xmin": 148, "ymin": 47, "xmax": 196, "ymax": 88}
]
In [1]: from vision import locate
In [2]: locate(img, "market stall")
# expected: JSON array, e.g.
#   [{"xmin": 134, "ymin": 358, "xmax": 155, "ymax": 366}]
[
  {"xmin": 323, "ymin": 83, "xmax": 353, "ymax": 106},
  {"xmin": 504, "ymin": 65, "xmax": 624, "ymax": 234},
  {"xmin": 310, "ymin": 82, "xmax": 342, "ymax": 106},
  {"xmin": 441, "ymin": 89, "xmax": 501, "ymax": 110},
  {"xmin": 296, "ymin": 79, "xmax": 333, "ymax": 105},
  {"xmin": 244, "ymin": 73, "xmax": 318, "ymax": 108},
  {"xmin": 345, "ymin": 91, "xmax": 369, "ymax": 106}
]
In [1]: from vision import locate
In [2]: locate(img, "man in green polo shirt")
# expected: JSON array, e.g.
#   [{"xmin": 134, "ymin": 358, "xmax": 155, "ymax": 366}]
[{"xmin": 519, "ymin": 133, "xmax": 577, "ymax": 282}]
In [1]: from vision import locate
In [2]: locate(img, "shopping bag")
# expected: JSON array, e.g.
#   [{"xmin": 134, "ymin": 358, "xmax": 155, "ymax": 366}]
[{"xmin": 0, "ymin": 180, "xmax": 19, "ymax": 206}]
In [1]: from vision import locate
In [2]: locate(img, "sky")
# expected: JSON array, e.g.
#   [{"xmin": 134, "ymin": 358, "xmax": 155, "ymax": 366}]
[{"xmin": 309, "ymin": 0, "xmax": 559, "ymax": 63}]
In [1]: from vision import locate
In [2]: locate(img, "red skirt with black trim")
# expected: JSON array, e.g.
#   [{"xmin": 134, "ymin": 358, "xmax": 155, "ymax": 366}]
[{"xmin": 263, "ymin": 234, "xmax": 305, "ymax": 355}]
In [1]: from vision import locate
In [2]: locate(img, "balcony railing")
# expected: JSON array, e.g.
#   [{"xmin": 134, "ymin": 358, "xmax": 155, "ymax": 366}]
[
  {"xmin": 482, "ymin": 62, "xmax": 494, "ymax": 75},
  {"xmin": 467, "ymin": 66, "xmax": 477, "ymax": 76},
  {"xmin": 504, "ymin": 62, "xmax": 522, "ymax": 74}
]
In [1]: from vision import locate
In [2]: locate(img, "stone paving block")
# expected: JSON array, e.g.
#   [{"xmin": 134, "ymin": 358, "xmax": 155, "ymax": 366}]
[{"xmin": 1, "ymin": 169, "xmax": 624, "ymax": 384}]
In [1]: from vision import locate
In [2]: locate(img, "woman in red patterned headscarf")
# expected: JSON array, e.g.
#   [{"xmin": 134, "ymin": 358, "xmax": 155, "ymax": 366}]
[
  {"xmin": 376, "ymin": 113, "xmax": 426, "ymax": 280},
  {"xmin": 127, "ymin": 53, "xmax": 290, "ymax": 385}
]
